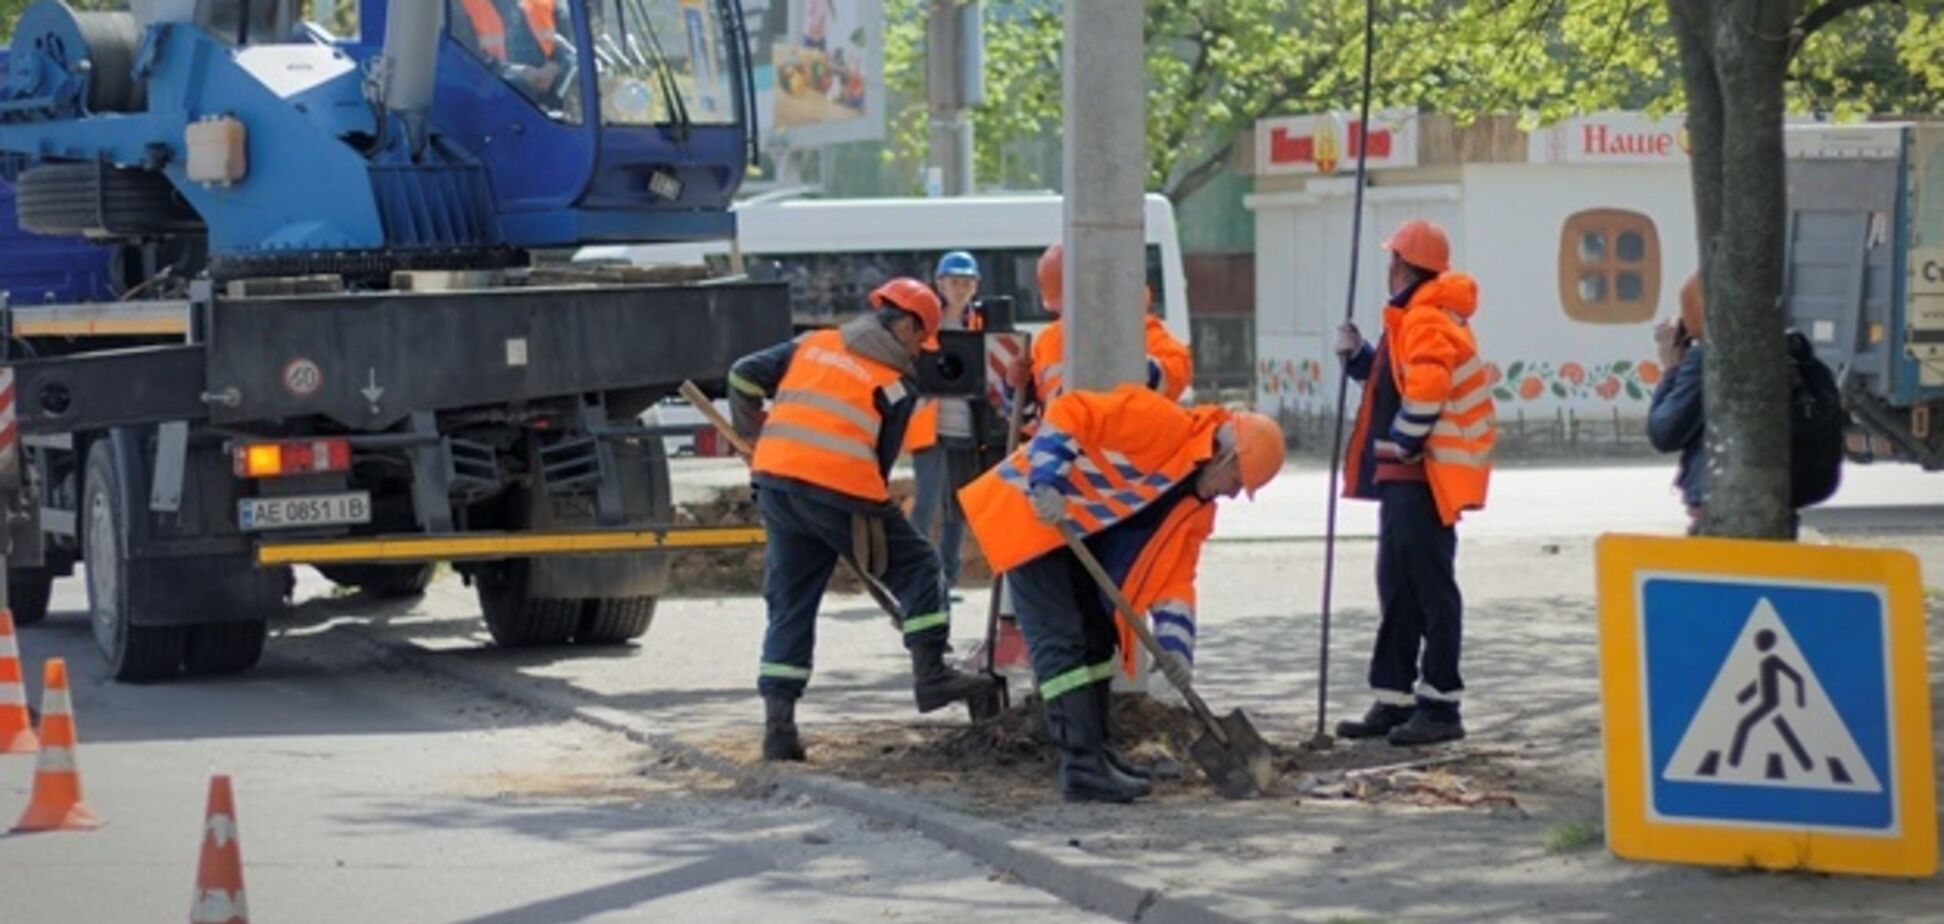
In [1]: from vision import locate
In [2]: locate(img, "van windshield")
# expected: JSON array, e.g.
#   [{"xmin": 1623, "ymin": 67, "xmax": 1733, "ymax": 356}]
[{"xmin": 737, "ymin": 245, "xmax": 1169, "ymax": 327}]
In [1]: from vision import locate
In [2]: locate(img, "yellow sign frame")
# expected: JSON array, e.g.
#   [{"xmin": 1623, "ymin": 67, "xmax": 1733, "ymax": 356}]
[{"xmin": 1596, "ymin": 534, "xmax": 1936, "ymax": 878}]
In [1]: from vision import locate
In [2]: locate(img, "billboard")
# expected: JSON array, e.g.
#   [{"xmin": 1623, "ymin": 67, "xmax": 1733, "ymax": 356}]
[{"xmin": 744, "ymin": 0, "xmax": 886, "ymax": 149}]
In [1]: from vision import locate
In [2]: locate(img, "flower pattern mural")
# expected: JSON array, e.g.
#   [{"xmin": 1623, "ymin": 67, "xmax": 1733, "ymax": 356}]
[{"xmin": 1488, "ymin": 359, "xmax": 1662, "ymax": 404}]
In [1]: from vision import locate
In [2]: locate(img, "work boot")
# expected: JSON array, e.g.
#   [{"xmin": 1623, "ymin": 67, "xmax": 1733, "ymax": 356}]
[
  {"xmin": 1386, "ymin": 707, "xmax": 1466, "ymax": 747},
  {"xmin": 762, "ymin": 696, "xmax": 807, "ymax": 762},
  {"xmin": 1091, "ymin": 683, "xmax": 1153, "ymax": 782},
  {"xmin": 1335, "ymin": 702, "xmax": 1415, "ymax": 740},
  {"xmin": 910, "ymin": 637, "xmax": 998, "ymax": 714},
  {"xmin": 1047, "ymin": 692, "xmax": 1150, "ymax": 804}
]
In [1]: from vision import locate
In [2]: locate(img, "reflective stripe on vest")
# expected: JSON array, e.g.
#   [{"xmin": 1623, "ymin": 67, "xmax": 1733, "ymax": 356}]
[
  {"xmin": 751, "ymin": 329, "xmax": 902, "ymax": 502},
  {"xmin": 995, "ymin": 426, "xmax": 1180, "ymax": 535}
]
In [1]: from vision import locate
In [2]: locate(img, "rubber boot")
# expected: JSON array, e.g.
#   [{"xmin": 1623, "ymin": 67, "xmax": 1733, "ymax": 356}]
[
  {"xmin": 1387, "ymin": 705, "xmax": 1466, "ymax": 747},
  {"xmin": 1335, "ymin": 702, "xmax": 1415, "ymax": 740},
  {"xmin": 1092, "ymin": 683, "xmax": 1153, "ymax": 782},
  {"xmin": 1048, "ymin": 692, "xmax": 1150, "ymax": 804},
  {"xmin": 762, "ymin": 696, "xmax": 807, "ymax": 762},
  {"xmin": 910, "ymin": 636, "xmax": 998, "ymax": 714}
]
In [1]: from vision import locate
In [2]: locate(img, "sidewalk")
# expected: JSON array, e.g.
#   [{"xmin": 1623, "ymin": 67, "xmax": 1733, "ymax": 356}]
[{"xmin": 353, "ymin": 528, "xmax": 1944, "ymax": 921}]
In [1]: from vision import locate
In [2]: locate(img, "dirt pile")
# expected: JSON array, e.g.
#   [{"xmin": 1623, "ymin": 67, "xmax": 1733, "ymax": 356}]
[
  {"xmin": 693, "ymin": 693, "xmax": 1525, "ymax": 812},
  {"xmin": 667, "ymin": 478, "xmax": 995, "ymax": 597}
]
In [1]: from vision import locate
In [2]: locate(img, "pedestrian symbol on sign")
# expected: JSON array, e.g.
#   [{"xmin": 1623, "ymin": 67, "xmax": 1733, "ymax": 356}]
[{"xmin": 1663, "ymin": 599, "xmax": 1882, "ymax": 794}]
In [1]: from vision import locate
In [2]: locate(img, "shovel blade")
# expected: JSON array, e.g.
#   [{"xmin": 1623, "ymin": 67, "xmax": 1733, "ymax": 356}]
[
  {"xmin": 965, "ymin": 676, "xmax": 1010, "ymax": 722},
  {"xmin": 1189, "ymin": 709, "xmax": 1277, "ymax": 799}
]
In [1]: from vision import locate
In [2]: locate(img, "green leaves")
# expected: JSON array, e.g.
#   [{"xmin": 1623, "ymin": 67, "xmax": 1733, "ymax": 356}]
[{"xmin": 871, "ymin": 0, "xmax": 1944, "ymax": 201}]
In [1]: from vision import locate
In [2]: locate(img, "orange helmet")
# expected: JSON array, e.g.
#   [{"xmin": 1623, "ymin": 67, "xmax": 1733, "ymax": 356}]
[
  {"xmin": 870, "ymin": 277, "xmax": 942, "ymax": 340},
  {"xmin": 1384, "ymin": 219, "xmax": 1451, "ymax": 274},
  {"xmin": 1036, "ymin": 244, "xmax": 1063, "ymax": 314},
  {"xmin": 1231, "ymin": 412, "xmax": 1285, "ymax": 499},
  {"xmin": 1039, "ymin": 243, "xmax": 1154, "ymax": 314}
]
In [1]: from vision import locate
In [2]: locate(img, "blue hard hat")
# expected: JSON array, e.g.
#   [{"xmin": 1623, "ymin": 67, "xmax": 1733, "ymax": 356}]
[{"xmin": 935, "ymin": 250, "xmax": 980, "ymax": 278}]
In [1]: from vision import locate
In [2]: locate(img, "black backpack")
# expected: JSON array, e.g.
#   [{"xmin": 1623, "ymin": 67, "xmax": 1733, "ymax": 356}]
[{"xmin": 1787, "ymin": 330, "xmax": 1847, "ymax": 509}]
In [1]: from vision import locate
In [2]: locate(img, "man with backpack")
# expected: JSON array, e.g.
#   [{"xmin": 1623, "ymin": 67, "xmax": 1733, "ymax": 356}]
[{"xmin": 1648, "ymin": 274, "xmax": 1847, "ymax": 535}]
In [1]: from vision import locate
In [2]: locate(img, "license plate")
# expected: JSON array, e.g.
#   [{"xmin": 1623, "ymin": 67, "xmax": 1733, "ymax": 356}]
[{"xmin": 238, "ymin": 492, "xmax": 371, "ymax": 531}]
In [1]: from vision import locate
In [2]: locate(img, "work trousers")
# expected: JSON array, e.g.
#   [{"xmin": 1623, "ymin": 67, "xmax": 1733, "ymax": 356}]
[
  {"xmin": 757, "ymin": 486, "xmax": 948, "ymax": 701},
  {"xmin": 1370, "ymin": 480, "xmax": 1464, "ymax": 716},
  {"xmin": 1006, "ymin": 545, "xmax": 1121, "ymax": 705},
  {"xmin": 909, "ymin": 440, "xmax": 978, "ymax": 595}
]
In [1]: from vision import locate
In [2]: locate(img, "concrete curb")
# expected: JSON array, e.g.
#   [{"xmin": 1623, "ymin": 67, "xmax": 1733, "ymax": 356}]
[{"xmin": 345, "ymin": 629, "xmax": 1252, "ymax": 924}]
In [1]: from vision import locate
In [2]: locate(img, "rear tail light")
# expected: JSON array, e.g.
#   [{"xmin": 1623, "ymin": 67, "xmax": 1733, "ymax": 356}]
[{"xmin": 233, "ymin": 439, "xmax": 351, "ymax": 479}]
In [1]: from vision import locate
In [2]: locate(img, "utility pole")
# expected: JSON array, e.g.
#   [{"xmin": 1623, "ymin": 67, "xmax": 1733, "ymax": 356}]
[
  {"xmin": 926, "ymin": 0, "xmax": 982, "ymax": 197},
  {"xmin": 1061, "ymin": 0, "xmax": 1145, "ymax": 390}
]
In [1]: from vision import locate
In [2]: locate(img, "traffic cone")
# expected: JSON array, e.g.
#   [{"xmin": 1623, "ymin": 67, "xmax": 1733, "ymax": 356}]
[
  {"xmin": 0, "ymin": 608, "xmax": 38, "ymax": 754},
  {"xmin": 191, "ymin": 775, "xmax": 249, "ymax": 924},
  {"xmin": 12, "ymin": 657, "xmax": 102, "ymax": 832}
]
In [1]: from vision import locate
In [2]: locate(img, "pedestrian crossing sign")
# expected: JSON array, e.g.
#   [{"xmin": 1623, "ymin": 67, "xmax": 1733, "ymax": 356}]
[{"xmin": 1596, "ymin": 535, "xmax": 1936, "ymax": 878}]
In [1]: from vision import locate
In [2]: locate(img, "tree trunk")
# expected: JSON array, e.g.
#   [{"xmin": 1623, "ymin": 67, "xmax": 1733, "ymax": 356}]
[{"xmin": 1667, "ymin": 0, "xmax": 1799, "ymax": 540}]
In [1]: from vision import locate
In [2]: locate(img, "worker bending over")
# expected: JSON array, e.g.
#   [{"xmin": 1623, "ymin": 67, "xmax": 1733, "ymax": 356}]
[
  {"xmin": 1004, "ymin": 244, "xmax": 1193, "ymax": 411},
  {"xmin": 960, "ymin": 385, "xmax": 1285, "ymax": 802}
]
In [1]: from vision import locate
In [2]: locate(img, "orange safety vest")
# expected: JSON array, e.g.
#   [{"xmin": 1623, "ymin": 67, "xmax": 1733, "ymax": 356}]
[
  {"xmin": 960, "ymin": 385, "xmax": 1227, "ymax": 574},
  {"xmin": 959, "ymin": 385, "xmax": 1226, "ymax": 677},
  {"xmin": 903, "ymin": 401, "xmax": 939, "ymax": 454},
  {"xmin": 458, "ymin": 0, "xmax": 558, "ymax": 63},
  {"xmin": 1343, "ymin": 273, "xmax": 1496, "ymax": 525},
  {"xmin": 1030, "ymin": 315, "xmax": 1192, "ymax": 403},
  {"xmin": 752, "ymin": 329, "xmax": 907, "ymax": 503}
]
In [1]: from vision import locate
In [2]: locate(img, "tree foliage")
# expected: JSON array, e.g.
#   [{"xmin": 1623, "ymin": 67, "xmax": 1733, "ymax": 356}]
[{"xmin": 882, "ymin": 0, "xmax": 1944, "ymax": 202}]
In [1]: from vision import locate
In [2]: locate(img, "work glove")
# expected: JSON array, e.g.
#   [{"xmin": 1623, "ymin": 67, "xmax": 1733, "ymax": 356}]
[
  {"xmin": 1030, "ymin": 484, "xmax": 1066, "ymax": 525},
  {"xmin": 1334, "ymin": 321, "xmax": 1364, "ymax": 359}
]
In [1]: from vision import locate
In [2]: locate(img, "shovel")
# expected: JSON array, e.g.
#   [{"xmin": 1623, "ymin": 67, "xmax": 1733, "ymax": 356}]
[
  {"xmin": 678, "ymin": 380, "xmax": 908, "ymax": 623},
  {"xmin": 680, "ymin": 380, "xmax": 999, "ymax": 719},
  {"xmin": 967, "ymin": 348, "xmax": 1033, "ymax": 722},
  {"xmin": 1054, "ymin": 522, "xmax": 1275, "ymax": 799}
]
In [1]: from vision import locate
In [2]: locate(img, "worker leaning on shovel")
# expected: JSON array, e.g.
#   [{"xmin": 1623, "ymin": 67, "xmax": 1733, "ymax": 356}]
[
  {"xmin": 728, "ymin": 278, "xmax": 998, "ymax": 762},
  {"xmin": 958, "ymin": 385, "xmax": 1285, "ymax": 802}
]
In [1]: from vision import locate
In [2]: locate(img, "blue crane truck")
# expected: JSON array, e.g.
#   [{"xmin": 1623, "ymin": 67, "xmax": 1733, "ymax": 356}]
[
  {"xmin": 0, "ymin": 0, "xmax": 789, "ymax": 679},
  {"xmin": 1786, "ymin": 123, "xmax": 1944, "ymax": 471}
]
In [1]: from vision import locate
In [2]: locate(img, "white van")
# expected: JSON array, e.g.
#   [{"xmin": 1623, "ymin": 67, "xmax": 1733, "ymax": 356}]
[{"xmin": 578, "ymin": 193, "xmax": 1193, "ymax": 347}]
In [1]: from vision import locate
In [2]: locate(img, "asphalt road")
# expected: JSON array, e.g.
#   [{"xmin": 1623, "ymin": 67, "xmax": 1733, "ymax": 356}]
[{"xmin": 0, "ymin": 580, "xmax": 1108, "ymax": 924}]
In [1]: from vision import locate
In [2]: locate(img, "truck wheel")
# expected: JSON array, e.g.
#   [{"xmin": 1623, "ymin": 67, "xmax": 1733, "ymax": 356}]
[
  {"xmin": 7, "ymin": 573, "xmax": 55, "ymax": 627},
  {"xmin": 575, "ymin": 597, "xmax": 657, "ymax": 645},
  {"xmin": 84, "ymin": 441, "xmax": 186, "ymax": 681},
  {"xmin": 476, "ymin": 559, "xmax": 578, "ymax": 647},
  {"xmin": 183, "ymin": 620, "xmax": 267, "ymax": 675},
  {"xmin": 317, "ymin": 564, "xmax": 435, "ymax": 599}
]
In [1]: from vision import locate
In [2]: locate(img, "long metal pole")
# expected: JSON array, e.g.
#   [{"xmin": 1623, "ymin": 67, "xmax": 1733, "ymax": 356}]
[{"xmin": 1311, "ymin": 0, "xmax": 1379, "ymax": 750}]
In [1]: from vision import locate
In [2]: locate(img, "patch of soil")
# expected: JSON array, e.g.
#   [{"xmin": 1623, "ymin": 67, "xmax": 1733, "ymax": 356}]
[
  {"xmin": 667, "ymin": 479, "xmax": 995, "ymax": 597},
  {"xmin": 691, "ymin": 694, "xmax": 1525, "ymax": 812}
]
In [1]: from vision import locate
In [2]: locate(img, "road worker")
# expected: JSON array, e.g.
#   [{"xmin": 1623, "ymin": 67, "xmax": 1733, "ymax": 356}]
[
  {"xmin": 959, "ymin": 385, "xmax": 1286, "ymax": 802},
  {"xmin": 729, "ymin": 278, "xmax": 997, "ymax": 762},
  {"xmin": 1332, "ymin": 219, "xmax": 1496, "ymax": 747},
  {"xmin": 903, "ymin": 251, "xmax": 986, "ymax": 606},
  {"xmin": 1003, "ymin": 244, "xmax": 1193, "ymax": 413},
  {"xmin": 454, "ymin": 0, "xmax": 573, "ymax": 103}
]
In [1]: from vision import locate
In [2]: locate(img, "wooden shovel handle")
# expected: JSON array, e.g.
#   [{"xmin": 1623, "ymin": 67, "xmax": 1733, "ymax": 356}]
[{"xmin": 1053, "ymin": 522, "xmax": 1230, "ymax": 745}]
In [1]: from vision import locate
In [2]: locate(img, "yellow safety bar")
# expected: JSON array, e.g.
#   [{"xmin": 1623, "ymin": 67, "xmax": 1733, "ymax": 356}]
[{"xmin": 257, "ymin": 525, "xmax": 766, "ymax": 566}]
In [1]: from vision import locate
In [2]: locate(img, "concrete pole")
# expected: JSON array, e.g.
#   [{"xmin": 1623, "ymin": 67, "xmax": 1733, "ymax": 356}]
[
  {"xmin": 1063, "ymin": 0, "xmax": 1149, "ymax": 693},
  {"xmin": 1061, "ymin": 0, "xmax": 1145, "ymax": 391},
  {"xmin": 927, "ymin": 0, "xmax": 979, "ymax": 196}
]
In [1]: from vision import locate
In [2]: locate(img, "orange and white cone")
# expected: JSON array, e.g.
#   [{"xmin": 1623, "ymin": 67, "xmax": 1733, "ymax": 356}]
[
  {"xmin": 12, "ymin": 657, "xmax": 102, "ymax": 832},
  {"xmin": 191, "ymin": 775, "xmax": 248, "ymax": 924},
  {"xmin": 0, "ymin": 608, "xmax": 38, "ymax": 754}
]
